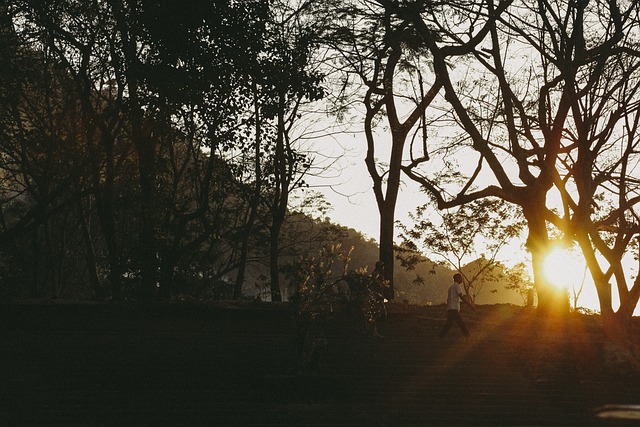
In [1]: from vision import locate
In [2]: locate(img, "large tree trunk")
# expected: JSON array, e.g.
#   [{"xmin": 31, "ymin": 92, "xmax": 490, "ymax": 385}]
[
  {"xmin": 234, "ymin": 80, "xmax": 262, "ymax": 300},
  {"xmin": 586, "ymin": 257, "xmax": 614, "ymax": 319},
  {"xmin": 137, "ymin": 143, "xmax": 158, "ymax": 301},
  {"xmin": 234, "ymin": 225, "xmax": 253, "ymax": 299},
  {"xmin": 78, "ymin": 200, "xmax": 103, "ymax": 299},
  {"xmin": 158, "ymin": 246, "xmax": 177, "ymax": 300},
  {"xmin": 364, "ymin": 41, "xmax": 438, "ymax": 301},
  {"xmin": 368, "ymin": 125, "xmax": 404, "ymax": 301},
  {"xmin": 529, "ymin": 246, "xmax": 569, "ymax": 314},
  {"xmin": 608, "ymin": 256, "xmax": 640, "ymax": 319},
  {"xmin": 30, "ymin": 228, "xmax": 41, "ymax": 298},
  {"xmin": 523, "ymin": 199, "xmax": 569, "ymax": 315},
  {"xmin": 134, "ymin": 69, "xmax": 161, "ymax": 301},
  {"xmin": 617, "ymin": 275, "xmax": 640, "ymax": 318},
  {"xmin": 113, "ymin": 0, "xmax": 158, "ymax": 301},
  {"xmin": 268, "ymin": 101, "xmax": 288, "ymax": 303},
  {"xmin": 377, "ymin": 128, "xmax": 406, "ymax": 301},
  {"xmin": 94, "ymin": 184, "xmax": 123, "ymax": 300},
  {"xmin": 575, "ymin": 231, "xmax": 615, "ymax": 319},
  {"xmin": 379, "ymin": 204, "xmax": 395, "ymax": 300},
  {"xmin": 269, "ymin": 220, "xmax": 283, "ymax": 302},
  {"xmin": 595, "ymin": 275, "xmax": 614, "ymax": 319}
]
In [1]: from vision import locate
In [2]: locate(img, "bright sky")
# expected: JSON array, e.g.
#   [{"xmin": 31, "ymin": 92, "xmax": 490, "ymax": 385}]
[
  {"xmin": 305, "ymin": 133, "xmax": 640, "ymax": 315},
  {"xmin": 305, "ymin": 133, "xmax": 422, "ymax": 241}
]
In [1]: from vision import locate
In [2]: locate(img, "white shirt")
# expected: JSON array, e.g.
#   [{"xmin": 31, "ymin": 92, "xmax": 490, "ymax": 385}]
[{"xmin": 447, "ymin": 282, "xmax": 463, "ymax": 311}]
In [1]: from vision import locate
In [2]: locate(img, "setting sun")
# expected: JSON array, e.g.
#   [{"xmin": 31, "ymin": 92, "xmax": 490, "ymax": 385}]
[{"xmin": 542, "ymin": 246, "xmax": 586, "ymax": 291}]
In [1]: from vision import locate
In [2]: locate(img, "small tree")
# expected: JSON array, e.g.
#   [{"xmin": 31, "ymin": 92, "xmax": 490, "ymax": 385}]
[
  {"xmin": 398, "ymin": 198, "xmax": 525, "ymax": 302},
  {"xmin": 260, "ymin": 1, "xmax": 326, "ymax": 302},
  {"xmin": 503, "ymin": 262, "xmax": 535, "ymax": 307}
]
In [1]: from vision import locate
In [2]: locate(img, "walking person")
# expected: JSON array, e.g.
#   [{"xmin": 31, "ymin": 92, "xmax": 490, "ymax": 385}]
[{"xmin": 439, "ymin": 273, "xmax": 475, "ymax": 338}]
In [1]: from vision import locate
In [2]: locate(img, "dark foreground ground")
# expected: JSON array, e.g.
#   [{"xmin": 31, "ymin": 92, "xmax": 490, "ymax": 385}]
[{"xmin": 1, "ymin": 301, "xmax": 640, "ymax": 426}]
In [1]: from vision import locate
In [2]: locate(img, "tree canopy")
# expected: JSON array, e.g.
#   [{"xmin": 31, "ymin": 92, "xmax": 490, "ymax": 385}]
[{"xmin": 1, "ymin": 0, "xmax": 640, "ymax": 323}]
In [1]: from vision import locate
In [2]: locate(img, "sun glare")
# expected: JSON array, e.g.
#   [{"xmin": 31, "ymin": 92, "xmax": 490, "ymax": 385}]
[{"xmin": 542, "ymin": 247, "xmax": 586, "ymax": 291}]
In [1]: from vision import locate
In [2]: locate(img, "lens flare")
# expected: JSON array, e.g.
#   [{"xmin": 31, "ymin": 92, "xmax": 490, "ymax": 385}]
[{"xmin": 542, "ymin": 246, "xmax": 585, "ymax": 291}]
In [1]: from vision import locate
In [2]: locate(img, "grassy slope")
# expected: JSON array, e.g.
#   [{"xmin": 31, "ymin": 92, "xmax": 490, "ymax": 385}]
[{"xmin": 0, "ymin": 301, "xmax": 639, "ymax": 426}]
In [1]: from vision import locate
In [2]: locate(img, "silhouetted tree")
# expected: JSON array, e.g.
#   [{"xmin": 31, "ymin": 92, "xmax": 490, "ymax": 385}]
[
  {"xmin": 260, "ymin": 1, "xmax": 325, "ymax": 301},
  {"xmin": 318, "ymin": 0, "xmax": 442, "ymax": 299},
  {"xmin": 398, "ymin": 198, "xmax": 525, "ymax": 302},
  {"xmin": 389, "ymin": 0, "xmax": 640, "ymax": 315}
]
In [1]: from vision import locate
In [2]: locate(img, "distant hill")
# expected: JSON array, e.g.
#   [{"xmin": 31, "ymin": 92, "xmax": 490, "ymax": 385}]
[{"xmin": 250, "ymin": 213, "xmax": 527, "ymax": 306}]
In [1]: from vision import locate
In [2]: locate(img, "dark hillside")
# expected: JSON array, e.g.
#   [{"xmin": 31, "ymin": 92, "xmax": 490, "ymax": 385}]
[{"xmin": 1, "ymin": 301, "xmax": 639, "ymax": 425}]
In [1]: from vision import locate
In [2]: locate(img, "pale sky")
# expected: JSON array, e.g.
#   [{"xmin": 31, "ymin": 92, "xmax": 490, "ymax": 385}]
[
  {"xmin": 305, "ymin": 135, "xmax": 640, "ymax": 315},
  {"xmin": 305, "ymin": 133, "xmax": 423, "ymax": 241}
]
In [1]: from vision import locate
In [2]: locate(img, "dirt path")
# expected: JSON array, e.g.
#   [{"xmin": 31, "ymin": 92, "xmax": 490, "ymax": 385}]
[{"xmin": 0, "ymin": 302, "xmax": 638, "ymax": 425}]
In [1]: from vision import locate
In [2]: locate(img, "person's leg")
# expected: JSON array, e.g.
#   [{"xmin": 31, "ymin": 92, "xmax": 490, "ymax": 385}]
[
  {"xmin": 453, "ymin": 311, "xmax": 470, "ymax": 337},
  {"xmin": 439, "ymin": 310, "xmax": 455, "ymax": 337}
]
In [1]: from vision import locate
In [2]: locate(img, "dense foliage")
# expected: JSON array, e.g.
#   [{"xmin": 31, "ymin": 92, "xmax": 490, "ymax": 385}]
[
  {"xmin": 0, "ymin": 0, "xmax": 328, "ymax": 301},
  {"xmin": 2, "ymin": 0, "xmax": 639, "ymax": 323}
]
